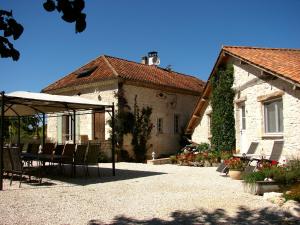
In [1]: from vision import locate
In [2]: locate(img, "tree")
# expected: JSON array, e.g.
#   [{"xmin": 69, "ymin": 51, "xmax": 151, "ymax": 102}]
[
  {"xmin": 131, "ymin": 95, "xmax": 153, "ymax": 162},
  {"xmin": 0, "ymin": 0, "xmax": 87, "ymax": 61},
  {"xmin": 210, "ymin": 64, "xmax": 236, "ymax": 152}
]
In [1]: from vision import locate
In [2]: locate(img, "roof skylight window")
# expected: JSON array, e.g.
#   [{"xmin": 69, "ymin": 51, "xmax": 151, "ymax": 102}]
[{"xmin": 76, "ymin": 66, "xmax": 98, "ymax": 78}]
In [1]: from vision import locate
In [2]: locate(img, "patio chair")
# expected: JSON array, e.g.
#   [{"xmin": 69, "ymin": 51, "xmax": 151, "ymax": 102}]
[
  {"xmin": 242, "ymin": 141, "xmax": 284, "ymax": 174},
  {"xmin": 39, "ymin": 143, "xmax": 56, "ymax": 166},
  {"xmin": 216, "ymin": 142, "xmax": 259, "ymax": 174},
  {"xmin": 3, "ymin": 147, "xmax": 13, "ymax": 176},
  {"xmin": 73, "ymin": 144, "xmax": 88, "ymax": 177},
  {"xmin": 52, "ymin": 144, "xmax": 65, "ymax": 165},
  {"xmin": 21, "ymin": 143, "xmax": 40, "ymax": 166},
  {"xmin": 60, "ymin": 144, "xmax": 76, "ymax": 175},
  {"xmin": 233, "ymin": 142, "xmax": 259, "ymax": 158},
  {"xmin": 85, "ymin": 143, "xmax": 101, "ymax": 177},
  {"xmin": 9, "ymin": 147, "xmax": 42, "ymax": 187},
  {"xmin": 252, "ymin": 140, "xmax": 284, "ymax": 163}
]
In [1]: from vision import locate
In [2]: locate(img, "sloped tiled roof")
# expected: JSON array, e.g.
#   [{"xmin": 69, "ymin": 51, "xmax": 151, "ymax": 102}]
[
  {"xmin": 223, "ymin": 46, "xmax": 300, "ymax": 84},
  {"xmin": 185, "ymin": 46, "xmax": 300, "ymax": 134},
  {"xmin": 42, "ymin": 55, "xmax": 204, "ymax": 94}
]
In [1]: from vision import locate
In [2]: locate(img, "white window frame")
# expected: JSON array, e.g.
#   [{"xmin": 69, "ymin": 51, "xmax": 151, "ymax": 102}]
[
  {"xmin": 63, "ymin": 114, "xmax": 74, "ymax": 141},
  {"xmin": 263, "ymin": 98, "xmax": 283, "ymax": 134}
]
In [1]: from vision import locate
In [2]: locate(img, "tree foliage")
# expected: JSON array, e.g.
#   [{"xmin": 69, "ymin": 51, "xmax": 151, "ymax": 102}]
[
  {"xmin": 0, "ymin": 115, "xmax": 41, "ymax": 143},
  {"xmin": 108, "ymin": 91, "xmax": 153, "ymax": 162},
  {"xmin": 1, "ymin": 0, "xmax": 86, "ymax": 61},
  {"xmin": 210, "ymin": 64, "xmax": 235, "ymax": 151},
  {"xmin": 0, "ymin": 9, "xmax": 23, "ymax": 60}
]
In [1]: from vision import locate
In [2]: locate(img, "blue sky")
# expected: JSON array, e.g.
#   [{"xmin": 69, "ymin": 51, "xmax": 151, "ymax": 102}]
[{"xmin": 1, "ymin": 0, "xmax": 300, "ymax": 93}]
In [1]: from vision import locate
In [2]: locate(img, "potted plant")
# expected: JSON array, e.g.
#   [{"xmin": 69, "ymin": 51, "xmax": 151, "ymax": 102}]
[
  {"xmin": 224, "ymin": 157, "xmax": 247, "ymax": 180},
  {"xmin": 242, "ymin": 160, "xmax": 286, "ymax": 195},
  {"xmin": 242, "ymin": 169, "xmax": 280, "ymax": 195}
]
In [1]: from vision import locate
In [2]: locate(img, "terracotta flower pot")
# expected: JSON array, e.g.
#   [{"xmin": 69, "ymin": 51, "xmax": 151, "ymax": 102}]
[{"xmin": 228, "ymin": 170, "xmax": 242, "ymax": 180}]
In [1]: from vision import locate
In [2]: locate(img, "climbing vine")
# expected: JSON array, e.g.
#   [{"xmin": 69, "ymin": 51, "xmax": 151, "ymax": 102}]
[
  {"xmin": 211, "ymin": 64, "xmax": 236, "ymax": 152},
  {"xmin": 108, "ymin": 85, "xmax": 153, "ymax": 162},
  {"xmin": 131, "ymin": 95, "xmax": 153, "ymax": 162},
  {"xmin": 108, "ymin": 83, "xmax": 134, "ymax": 151}
]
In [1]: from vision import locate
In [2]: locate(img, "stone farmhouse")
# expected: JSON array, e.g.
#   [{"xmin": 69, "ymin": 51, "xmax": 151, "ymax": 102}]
[
  {"xmin": 186, "ymin": 46, "xmax": 300, "ymax": 160},
  {"xmin": 42, "ymin": 52, "xmax": 204, "ymax": 159}
]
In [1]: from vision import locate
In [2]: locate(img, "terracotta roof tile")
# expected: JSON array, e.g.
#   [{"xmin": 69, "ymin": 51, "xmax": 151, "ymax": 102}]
[
  {"xmin": 42, "ymin": 55, "xmax": 204, "ymax": 94},
  {"xmin": 223, "ymin": 46, "xmax": 300, "ymax": 84}
]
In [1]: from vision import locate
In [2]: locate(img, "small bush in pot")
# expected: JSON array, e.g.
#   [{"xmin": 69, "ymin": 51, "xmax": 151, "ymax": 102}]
[{"xmin": 224, "ymin": 157, "xmax": 247, "ymax": 171}]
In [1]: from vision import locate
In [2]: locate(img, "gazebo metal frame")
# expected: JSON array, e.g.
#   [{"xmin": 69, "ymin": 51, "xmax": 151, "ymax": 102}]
[{"xmin": 0, "ymin": 91, "xmax": 116, "ymax": 190}]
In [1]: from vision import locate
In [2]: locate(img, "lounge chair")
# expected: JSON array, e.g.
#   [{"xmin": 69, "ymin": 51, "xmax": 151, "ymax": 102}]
[
  {"xmin": 233, "ymin": 142, "xmax": 259, "ymax": 158},
  {"xmin": 216, "ymin": 142, "xmax": 259, "ymax": 174},
  {"xmin": 85, "ymin": 143, "xmax": 101, "ymax": 177},
  {"xmin": 252, "ymin": 140, "xmax": 284, "ymax": 163},
  {"xmin": 243, "ymin": 140, "xmax": 284, "ymax": 174}
]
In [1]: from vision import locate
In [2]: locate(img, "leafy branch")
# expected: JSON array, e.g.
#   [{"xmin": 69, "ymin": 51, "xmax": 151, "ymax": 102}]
[{"xmin": 0, "ymin": 0, "xmax": 87, "ymax": 61}]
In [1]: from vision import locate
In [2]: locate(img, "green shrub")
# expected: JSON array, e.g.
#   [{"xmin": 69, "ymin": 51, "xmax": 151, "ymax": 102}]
[
  {"xmin": 195, "ymin": 143, "xmax": 210, "ymax": 152},
  {"xmin": 169, "ymin": 155, "xmax": 177, "ymax": 164},
  {"xmin": 243, "ymin": 159, "xmax": 300, "ymax": 185},
  {"xmin": 243, "ymin": 171, "xmax": 265, "ymax": 183},
  {"xmin": 220, "ymin": 151, "xmax": 232, "ymax": 160},
  {"xmin": 283, "ymin": 183, "xmax": 300, "ymax": 202}
]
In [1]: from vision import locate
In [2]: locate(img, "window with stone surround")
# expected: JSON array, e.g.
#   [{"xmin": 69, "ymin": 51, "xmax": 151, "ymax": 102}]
[
  {"xmin": 264, "ymin": 98, "xmax": 283, "ymax": 133},
  {"xmin": 174, "ymin": 114, "xmax": 179, "ymax": 134},
  {"xmin": 157, "ymin": 118, "xmax": 163, "ymax": 134}
]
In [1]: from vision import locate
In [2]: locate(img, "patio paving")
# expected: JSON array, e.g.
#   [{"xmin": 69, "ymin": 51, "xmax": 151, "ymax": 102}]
[{"xmin": 0, "ymin": 163, "xmax": 297, "ymax": 225}]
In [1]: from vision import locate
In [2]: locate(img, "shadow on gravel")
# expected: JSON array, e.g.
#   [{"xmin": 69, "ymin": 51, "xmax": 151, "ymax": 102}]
[
  {"xmin": 4, "ymin": 165, "xmax": 166, "ymax": 189},
  {"xmin": 87, "ymin": 207, "xmax": 297, "ymax": 225},
  {"xmin": 43, "ymin": 166, "xmax": 166, "ymax": 186}
]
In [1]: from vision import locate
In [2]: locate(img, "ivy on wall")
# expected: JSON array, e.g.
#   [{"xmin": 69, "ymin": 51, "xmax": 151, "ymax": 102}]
[
  {"xmin": 108, "ymin": 83, "xmax": 134, "ymax": 151},
  {"xmin": 210, "ymin": 64, "xmax": 236, "ymax": 151},
  {"xmin": 109, "ymin": 84, "xmax": 152, "ymax": 162},
  {"xmin": 131, "ymin": 95, "xmax": 153, "ymax": 162}
]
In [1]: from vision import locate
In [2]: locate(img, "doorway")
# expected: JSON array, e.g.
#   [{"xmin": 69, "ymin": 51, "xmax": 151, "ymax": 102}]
[
  {"xmin": 93, "ymin": 111, "xmax": 105, "ymax": 141},
  {"xmin": 239, "ymin": 104, "xmax": 247, "ymax": 153}
]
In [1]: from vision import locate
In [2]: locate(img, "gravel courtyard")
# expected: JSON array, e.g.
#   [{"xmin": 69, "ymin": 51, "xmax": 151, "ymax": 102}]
[{"xmin": 0, "ymin": 163, "xmax": 297, "ymax": 225}]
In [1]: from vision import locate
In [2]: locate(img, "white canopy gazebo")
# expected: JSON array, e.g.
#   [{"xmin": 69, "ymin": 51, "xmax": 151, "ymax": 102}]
[{"xmin": 0, "ymin": 91, "xmax": 116, "ymax": 190}]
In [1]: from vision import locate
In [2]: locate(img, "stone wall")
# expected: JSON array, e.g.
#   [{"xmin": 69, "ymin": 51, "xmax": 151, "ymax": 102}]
[
  {"xmin": 191, "ymin": 104, "xmax": 211, "ymax": 144},
  {"xmin": 232, "ymin": 58, "xmax": 300, "ymax": 159},
  {"xmin": 191, "ymin": 58, "xmax": 300, "ymax": 160},
  {"xmin": 123, "ymin": 84, "xmax": 199, "ymax": 158},
  {"xmin": 46, "ymin": 80, "xmax": 199, "ymax": 159},
  {"xmin": 46, "ymin": 80, "xmax": 118, "ymax": 143}
]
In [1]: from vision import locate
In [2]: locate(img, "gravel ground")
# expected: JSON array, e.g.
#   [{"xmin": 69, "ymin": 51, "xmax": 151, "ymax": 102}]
[{"xmin": 0, "ymin": 163, "xmax": 297, "ymax": 225}]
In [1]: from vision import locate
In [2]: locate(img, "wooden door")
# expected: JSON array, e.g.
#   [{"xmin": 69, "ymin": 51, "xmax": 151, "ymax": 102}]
[{"xmin": 93, "ymin": 112, "xmax": 105, "ymax": 141}]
